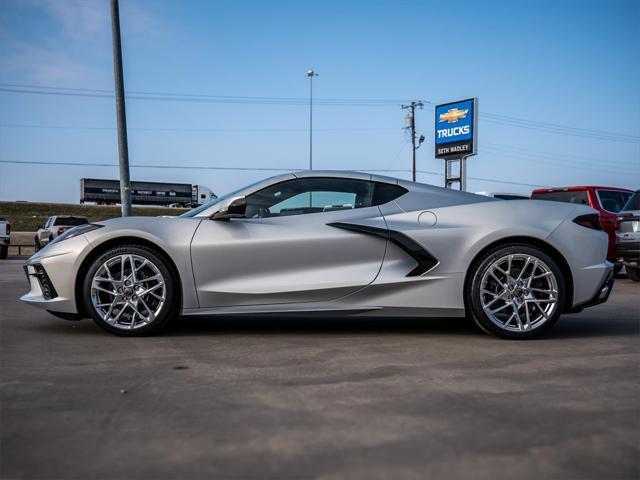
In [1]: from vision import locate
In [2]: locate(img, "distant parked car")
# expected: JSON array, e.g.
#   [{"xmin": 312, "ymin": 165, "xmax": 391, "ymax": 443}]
[
  {"xmin": 616, "ymin": 190, "xmax": 640, "ymax": 282},
  {"xmin": 531, "ymin": 186, "xmax": 633, "ymax": 265},
  {"xmin": 0, "ymin": 217, "xmax": 10, "ymax": 259},
  {"xmin": 35, "ymin": 216, "xmax": 88, "ymax": 251},
  {"xmin": 476, "ymin": 192, "xmax": 529, "ymax": 200}
]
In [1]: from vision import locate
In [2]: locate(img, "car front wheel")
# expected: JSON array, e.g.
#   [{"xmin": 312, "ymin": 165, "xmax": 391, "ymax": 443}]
[
  {"xmin": 83, "ymin": 245, "xmax": 178, "ymax": 336},
  {"xmin": 467, "ymin": 245, "xmax": 565, "ymax": 339}
]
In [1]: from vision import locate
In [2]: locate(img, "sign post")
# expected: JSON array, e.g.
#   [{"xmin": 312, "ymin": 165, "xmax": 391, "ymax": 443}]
[{"xmin": 435, "ymin": 98, "xmax": 477, "ymax": 190}]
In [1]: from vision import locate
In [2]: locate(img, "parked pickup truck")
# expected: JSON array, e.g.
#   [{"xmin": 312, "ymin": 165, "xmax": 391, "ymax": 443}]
[
  {"xmin": 616, "ymin": 190, "xmax": 640, "ymax": 282},
  {"xmin": 35, "ymin": 216, "xmax": 88, "ymax": 251},
  {"xmin": 0, "ymin": 217, "xmax": 9, "ymax": 259}
]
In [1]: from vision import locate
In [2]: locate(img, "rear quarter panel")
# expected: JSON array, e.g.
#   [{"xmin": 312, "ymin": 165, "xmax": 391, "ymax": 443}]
[
  {"xmin": 385, "ymin": 200, "xmax": 578, "ymax": 275},
  {"xmin": 382, "ymin": 199, "xmax": 605, "ymax": 308}
]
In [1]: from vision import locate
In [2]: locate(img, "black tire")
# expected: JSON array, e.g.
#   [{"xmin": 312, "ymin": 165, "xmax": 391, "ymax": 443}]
[
  {"xmin": 0, "ymin": 246, "xmax": 7, "ymax": 260},
  {"xmin": 466, "ymin": 244, "xmax": 565, "ymax": 340},
  {"xmin": 627, "ymin": 267, "xmax": 640, "ymax": 282},
  {"xmin": 83, "ymin": 244, "xmax": 179, "ymax": 336},
  {"xmin": 34, "ymin": 237, "xmax": 41, "ymax": 251}
]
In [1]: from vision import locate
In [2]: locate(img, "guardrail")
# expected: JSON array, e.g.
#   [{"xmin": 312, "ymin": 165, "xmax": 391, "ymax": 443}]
[{"xmin": 4, "ymin": 244, "xmax": 36, "ymax": 257}]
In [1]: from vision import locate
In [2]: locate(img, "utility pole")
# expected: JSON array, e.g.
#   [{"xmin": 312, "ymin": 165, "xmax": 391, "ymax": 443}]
[
  {"xmin": 401, "ymin": 101, "xmax": 424, "ymax": 181},
  {"xmin": 306, "ymin": 69, "xmax": 318, "ymax": 171},
  {"xmin": 110, "ymin": 0, "xmax": 132, "ymax": 217}
]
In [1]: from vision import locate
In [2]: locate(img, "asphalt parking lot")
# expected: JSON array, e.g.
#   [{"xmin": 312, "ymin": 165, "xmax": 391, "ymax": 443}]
[{"xmin": 0, "ymin": 258, "xmax": 638, "ymax": 480}]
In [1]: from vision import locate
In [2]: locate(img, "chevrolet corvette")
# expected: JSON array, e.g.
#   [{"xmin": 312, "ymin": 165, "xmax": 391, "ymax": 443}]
[{"xmin": 21, "ymin": 171, "xmax": 614, "ymax": 339}]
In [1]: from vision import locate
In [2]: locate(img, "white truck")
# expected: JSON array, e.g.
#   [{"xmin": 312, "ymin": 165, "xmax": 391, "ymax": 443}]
[
  {"xmin": 35, "ymin": 216, "xmax": 88, "ymax": 251},
  {"xmin": 0, "ymin": 217, "xmax": 10, "ymax": 259}
]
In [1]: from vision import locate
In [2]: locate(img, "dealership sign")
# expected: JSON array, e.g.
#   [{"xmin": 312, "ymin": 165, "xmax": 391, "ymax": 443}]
[{"xmin": 435, "ymin": 98, "xmax": 477, "ymax": 159}]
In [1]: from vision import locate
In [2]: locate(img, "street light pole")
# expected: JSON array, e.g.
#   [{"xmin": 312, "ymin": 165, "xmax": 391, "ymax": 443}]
[
  {"xmin": 109, "ymin": 0, "xmax": 132, "ymax": 217},
  {"xmin": 306, "ymin": 69, "xmax": 318, "ymax": 171}
]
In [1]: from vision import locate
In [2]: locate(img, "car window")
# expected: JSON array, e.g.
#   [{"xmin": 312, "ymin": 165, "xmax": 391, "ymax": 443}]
[
  {"xmin": 597, "ymin": 190, "xmax": 631, "ymax": 213},
  {"xmin": 245, "ymin": 178, "xmax": 376, "ymax": 218},
  {"xmin": 45, "ymin": 218, "xmax": 53, "ymax": 228},
  {"xmin": 54, "ymin": 217, "xmax": 88, "ymax": 226},
  {"xmin": 372, "ymin": 183, "xmax": 408, "ymax": 205},
  {"xmin": 531, "ymin": 190, "xmax": 589, "ymax": 205}
]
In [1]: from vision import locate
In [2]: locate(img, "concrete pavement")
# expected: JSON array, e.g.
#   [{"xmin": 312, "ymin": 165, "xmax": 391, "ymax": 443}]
[{"xmin": 1, "ymin": 258, "xmax": 638, "ymax": 479}]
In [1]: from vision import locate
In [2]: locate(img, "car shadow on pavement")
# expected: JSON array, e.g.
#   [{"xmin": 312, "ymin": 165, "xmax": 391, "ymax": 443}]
[
  {"xmin": 25, "ymin": 311, "xmax": 638, "ymax": 339},
  {"xmin": 545, "ymin": 315, "xmax": 640, "ymax": 339},
  {"xmin": 160, "ymin": 314, "xmax": 639, "ymax": 339},
  {"xmin": 165, "ymin": 315, "xmax": 483, "ymax": 337}
]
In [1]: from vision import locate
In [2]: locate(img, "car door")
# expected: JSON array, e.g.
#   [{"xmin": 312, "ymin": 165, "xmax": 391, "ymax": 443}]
[{"xmin": 190, "ymin": 177, "xmax": 389, "ymax": 307}]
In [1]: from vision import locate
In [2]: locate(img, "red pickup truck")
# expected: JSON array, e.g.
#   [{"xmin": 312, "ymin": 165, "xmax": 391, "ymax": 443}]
[{"xmin": 531, "ymin": 186, "xmax": 633, "ymax": 265}]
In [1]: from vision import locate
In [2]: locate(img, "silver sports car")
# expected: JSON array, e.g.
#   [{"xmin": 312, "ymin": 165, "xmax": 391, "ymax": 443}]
[{"xmin": 21, "ymin": 171, "xmax": 614, "ymax": 339}]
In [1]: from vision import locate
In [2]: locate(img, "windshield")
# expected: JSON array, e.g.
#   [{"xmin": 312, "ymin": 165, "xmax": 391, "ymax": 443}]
[{"xmin": 180, "ymin": 179, "xmax": 265, "ymax": 218}]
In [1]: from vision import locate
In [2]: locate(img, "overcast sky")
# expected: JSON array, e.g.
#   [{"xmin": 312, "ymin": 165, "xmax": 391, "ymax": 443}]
[{"xmin": 0, "ymin": 0, "xmax": 638, "ymax": 203}]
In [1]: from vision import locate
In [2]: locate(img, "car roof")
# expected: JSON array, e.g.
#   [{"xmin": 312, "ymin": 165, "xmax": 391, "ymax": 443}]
[
  {"xmin": 291, "ymin": 170, "xmax": 402, "ymax": 184},
  {"xmin": 532, "ymin": 186, "xmax": 633, "ymax": 193},
  {"xmin": 193, "ymin": 170, "xmax": 486, "ymax": 218}
]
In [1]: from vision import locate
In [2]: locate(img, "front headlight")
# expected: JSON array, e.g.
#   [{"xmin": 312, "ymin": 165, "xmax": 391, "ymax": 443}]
[{"xmin": 49, "ymin": 224, "xmax": 104, "ymax": 246}]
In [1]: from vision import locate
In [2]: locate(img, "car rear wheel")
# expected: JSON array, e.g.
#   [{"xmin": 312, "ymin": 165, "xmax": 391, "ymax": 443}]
[
  {"xmin": 83, "ymin": 245, "xmax": 178, "ymax": 336},
  {"xmin": 467, "ymin": 245, "xmax": 565, "ymax": 339},
  {"xmin": 0, "ymin": 246, "xmax": 7, "ymax": 259}
]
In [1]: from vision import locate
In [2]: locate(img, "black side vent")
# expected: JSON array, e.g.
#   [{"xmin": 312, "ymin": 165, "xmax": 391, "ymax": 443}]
[
  {"xmin": 34, "ymin": 264, "xmax": 58, "ymax": 300},
  {"xmin": 327, "ymin": 222, "xmax": 438, "ymax": 277}
]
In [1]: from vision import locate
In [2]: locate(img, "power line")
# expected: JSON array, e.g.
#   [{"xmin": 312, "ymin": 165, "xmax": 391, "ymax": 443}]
[
  {"xmin": 479, "ymin": 116, "xmax": 639, "ymax": 143},
  {"xmin": 2, "ymin": 123, "xmax": 634, "ymax": 171},
  {"xmin": 481, "ymin": 111, "xmax": 639, "ymax": 140},
  {"xmin": 480, "ymin": 146, "xmax": 633, "ymax": 175},
  {"xmin": 480, "ymin": 151, "xmax": 630, "ymax": 178},
  {"xmin": 0, "ymin": 160, "xmax": 296, "ymax": 172},
  {"xmin": 0, "ymin": 160, "xmax": 547, "ymax": 188},
  {"xmin": 480, "ymin": 145, "xmax": 630, "ymax": 171},
  {"xmin": 410, "ymin": 103, "xmax": 640, "ymax": 144},
  {"xmin": 0, "ymin": 82, "xmax": 412, "ymax": 104},
  {"xmin": 0, "ymin": 123, "xmax": 400, "ymax": 133},
  {"xmin": 483, "ymin": 141, "xmax": 639, "ymax": 167},
  {"xmin": 2, "ymin": 82, "xmax": 639, "ymax": 144},
  {"xmin": 1, "ymin": 124, "xmax": 633, "ymax": 175},
  {"xmin": 0, "ymin": 86, "xmax": 412, "ymax": 107}
]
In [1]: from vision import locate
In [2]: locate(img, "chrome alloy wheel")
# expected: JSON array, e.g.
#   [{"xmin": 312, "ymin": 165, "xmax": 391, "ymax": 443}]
[
  {"xmin": 90, "ymin": 254, "xmax": 166, "ymax": 330},
  {"xmin": 480, "ymin": 253, "xmax": 559, "ymax": 332}
]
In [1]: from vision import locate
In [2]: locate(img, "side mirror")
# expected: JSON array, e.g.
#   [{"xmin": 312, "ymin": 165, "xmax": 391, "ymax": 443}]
[{"xmin": 212, "ymin": 196, "xmax": 247, "ymax": 220}]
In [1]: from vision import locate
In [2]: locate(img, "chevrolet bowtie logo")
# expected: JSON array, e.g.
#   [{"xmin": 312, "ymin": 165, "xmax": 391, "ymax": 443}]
[{"xmin": 439, "ymin": 108, "xmax": 469, "ymax": 124}]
